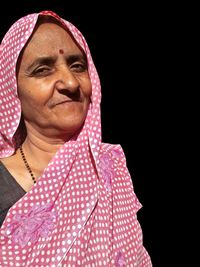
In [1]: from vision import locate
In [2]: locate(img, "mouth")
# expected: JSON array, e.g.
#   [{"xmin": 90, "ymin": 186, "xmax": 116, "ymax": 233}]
[
  {"xmin": 51, "ymin": 99, "xmax": 81, "ymax": 107},
  {"xmin": 56, "ymin": 100, "xmax": 74, "ymax": 105}
]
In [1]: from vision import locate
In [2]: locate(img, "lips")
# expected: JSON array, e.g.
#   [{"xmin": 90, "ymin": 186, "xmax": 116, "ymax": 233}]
[
  {"xmin": 49, "ymin": 99, "xmax": 81, "ymax": 108},
  {"xmin": 55, "ymin": 100, "xmax": 73, "ymax": 106}
]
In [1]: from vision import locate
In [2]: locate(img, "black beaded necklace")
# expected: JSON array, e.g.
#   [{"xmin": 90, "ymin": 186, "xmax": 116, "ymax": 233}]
[{"xmin": 19, "ymin": 145, "xmax": 37, "ymax": 184}]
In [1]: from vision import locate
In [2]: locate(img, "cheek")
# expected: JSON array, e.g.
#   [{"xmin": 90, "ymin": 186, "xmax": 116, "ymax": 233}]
[
  {"xmin": 18, "ymin": 90, "xmax": 40, "ymax": 107},
  {"xmin": 18, "ymin": 91, "xmax": 47, "ymax": 118},
  {"xmin": 18, "ymin": 80, "xmax": 51, "ymax": 106},
  {"xmin": 83, "ymin": 79, "xmax": 92, "ymax": 98}
]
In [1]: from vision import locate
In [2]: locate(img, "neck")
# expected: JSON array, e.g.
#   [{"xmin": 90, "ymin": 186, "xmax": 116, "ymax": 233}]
[{"xmin": 21, "ymin": 125, "xmax": 69, "ymax": 170}]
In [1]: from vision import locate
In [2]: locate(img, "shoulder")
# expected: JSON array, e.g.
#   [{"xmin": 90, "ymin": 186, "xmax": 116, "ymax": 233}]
[
  {"xmin": 0, "ymin": 152, "xmax": 21, "ymax": 174},
  {"xmin": 100, "ymin": 143, "xmax": 126, "ymax": 163},
  {"xmin": 99, "ymin": 143, "xmax": 128, "ymax": 176},
  {"xmin": 0, "ymin": 154, "xmax": 16, "ymax": 166},
  {"xmin": 100, "ymin": 143, "xmax": 142, "ymax": 212},
  {"xmin": 101, "ymin": 143, "xmax": 124, "ymax": 155}
]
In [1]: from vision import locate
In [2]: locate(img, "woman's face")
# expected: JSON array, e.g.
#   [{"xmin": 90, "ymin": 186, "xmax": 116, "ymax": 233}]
[{"xmin": 17, "ymin": 21, "xmax": 92, "ymax": 139}]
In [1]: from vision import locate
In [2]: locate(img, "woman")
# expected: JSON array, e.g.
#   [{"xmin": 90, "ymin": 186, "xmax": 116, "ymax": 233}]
[{"xmin": 0, "ymin": 10, "xmax": 152, "ymax": 266}]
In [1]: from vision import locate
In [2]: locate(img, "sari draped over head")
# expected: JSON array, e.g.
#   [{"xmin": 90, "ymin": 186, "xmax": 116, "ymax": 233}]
[{"xmin": 0, "ymin": 11, "xmax": 152, "ymax": 267}]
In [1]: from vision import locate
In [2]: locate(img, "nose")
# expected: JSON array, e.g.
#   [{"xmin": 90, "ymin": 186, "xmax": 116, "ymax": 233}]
[{"xmin": 55, "ymin": 65, "xmax": 80, "ymax": 93}]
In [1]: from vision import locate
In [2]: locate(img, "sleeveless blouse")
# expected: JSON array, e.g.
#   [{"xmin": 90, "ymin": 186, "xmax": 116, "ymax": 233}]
[{"xmin": 0, "ymin": 161, "xmax": 26, "ymax": 227}]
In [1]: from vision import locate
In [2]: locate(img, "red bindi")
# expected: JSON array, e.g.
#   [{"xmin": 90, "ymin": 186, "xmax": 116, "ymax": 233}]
[{"xmin": 59, "ymin": 49, "xmax": 64, "ymax": 54}]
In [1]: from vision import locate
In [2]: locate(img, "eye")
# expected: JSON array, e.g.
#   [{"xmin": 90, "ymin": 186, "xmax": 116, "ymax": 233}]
[
  {"xmin": 71, "ymin": 62, "xmax": 87, "ymax": 73},
  {"xmin": 32, "ymin": 66, "xmax": 52, "ymax": 76}
]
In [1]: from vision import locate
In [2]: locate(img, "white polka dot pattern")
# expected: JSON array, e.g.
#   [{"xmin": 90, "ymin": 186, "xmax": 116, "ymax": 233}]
[{"xmin": 0, "ymin": 11, "xmax": 152, "ymax": 266}]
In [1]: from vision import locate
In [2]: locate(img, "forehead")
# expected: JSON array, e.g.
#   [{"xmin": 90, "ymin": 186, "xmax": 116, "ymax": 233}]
[{"xmin": 22, "ymin": 22, "xmax": 82, "ymax": 57}]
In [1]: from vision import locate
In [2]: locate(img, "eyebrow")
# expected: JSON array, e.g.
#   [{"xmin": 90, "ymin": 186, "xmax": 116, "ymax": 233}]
[
  {"xmin": 26, "ymin": 56, "xmax": 56, "ymax": 72},
  {"xmin": 27, "ymin": 53, "xmax": 87, "ymax": 72},
  {"xmin": 67, "ymin": 54, "xmax": 87, "ymax": 65}
]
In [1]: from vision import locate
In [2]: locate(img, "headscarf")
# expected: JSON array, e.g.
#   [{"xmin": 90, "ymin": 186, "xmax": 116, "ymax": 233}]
[{"xmin": 0, "ymin": 11, "xmax": 152, "ymax": 266}]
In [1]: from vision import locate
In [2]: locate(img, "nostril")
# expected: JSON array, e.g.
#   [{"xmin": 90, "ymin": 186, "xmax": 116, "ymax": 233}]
[{"xmin": 55, "ymin": 76, "xmax": 80, "ymax": 94}]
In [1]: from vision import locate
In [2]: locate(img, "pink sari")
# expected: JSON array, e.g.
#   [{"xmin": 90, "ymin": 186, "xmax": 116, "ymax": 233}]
[{"xmin": 0, "ymin": 11, "xmax": 152, "ymax": 266}]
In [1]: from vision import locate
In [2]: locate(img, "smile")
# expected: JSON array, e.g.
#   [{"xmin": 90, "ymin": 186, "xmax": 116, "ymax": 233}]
[
  {"xmin": 54, "ymin": 99, "xmax": 82, "ymax": 107},
  {"xmin": 56, "ymin": 100, "xmax": 73, "ymax": 105}
]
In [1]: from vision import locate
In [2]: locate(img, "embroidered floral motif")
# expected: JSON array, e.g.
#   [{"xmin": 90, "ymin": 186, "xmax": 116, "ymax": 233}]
[
  {"xmin": 99, "ymin": 153, "xmax": 114, "ymax": 192},
  {"xmin": 111, "ymin": 148, "xmax": 123, "ymax": 158},
  {"xmin": 5, "ymin": 203, "xmax": 56, "ymax": 247},
  {"xmin": 115, "ymin": 251, "xmax": 126, "ymax": 267}
]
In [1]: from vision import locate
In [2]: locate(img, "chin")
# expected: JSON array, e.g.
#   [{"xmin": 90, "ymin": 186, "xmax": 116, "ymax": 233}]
[{"xmin": 58, "ymin": 117, "xmax": 86, "ymax": 134}]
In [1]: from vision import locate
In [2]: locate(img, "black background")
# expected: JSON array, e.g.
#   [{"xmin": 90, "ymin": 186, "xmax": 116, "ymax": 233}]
[{"xmin": 0, "ymin": 2, "xmax": 173, "ymax": 266}]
